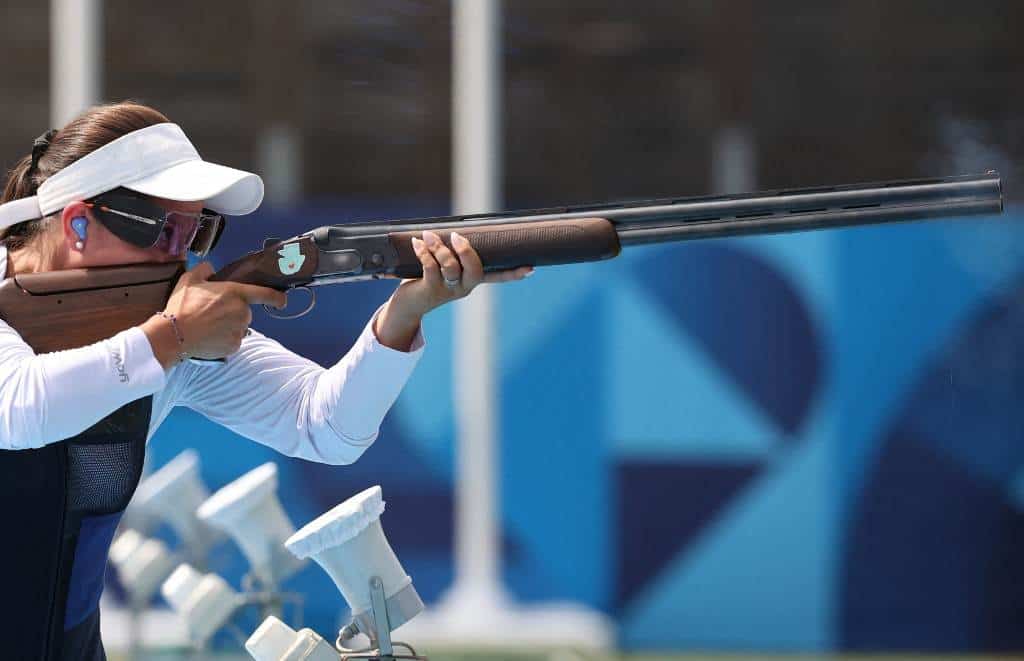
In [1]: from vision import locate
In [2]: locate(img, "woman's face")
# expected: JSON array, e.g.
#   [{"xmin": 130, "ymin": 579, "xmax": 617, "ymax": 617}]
[{"xmin": 63, "ymin": 196, "xmax": 206, "ymax": 269}]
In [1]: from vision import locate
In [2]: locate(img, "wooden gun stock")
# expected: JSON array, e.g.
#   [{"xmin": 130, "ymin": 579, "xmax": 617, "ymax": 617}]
[{"xmin": 0, "ymin": 263, "xmax": 184, "ymax": 353}]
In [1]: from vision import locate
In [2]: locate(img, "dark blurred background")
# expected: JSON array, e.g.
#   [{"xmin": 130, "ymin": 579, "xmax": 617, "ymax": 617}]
[{"xmin": 5, "ymin": 1, "xmax": 1022, "ymax": 204}]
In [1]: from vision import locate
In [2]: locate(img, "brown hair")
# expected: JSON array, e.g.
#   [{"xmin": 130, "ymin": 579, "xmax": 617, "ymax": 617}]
[{"xmin": 1, "ymin": 101, "xmax": 170, "ymax": 252}]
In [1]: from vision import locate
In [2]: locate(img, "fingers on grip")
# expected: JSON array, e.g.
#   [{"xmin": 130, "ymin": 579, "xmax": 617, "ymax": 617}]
[
  {"xmin": 235, "ymin": 284, "xmax": 288, "ymax": 309},
  {"xmin": 189, "ymin": 261, "xmax": 215, "ymax": 280}
]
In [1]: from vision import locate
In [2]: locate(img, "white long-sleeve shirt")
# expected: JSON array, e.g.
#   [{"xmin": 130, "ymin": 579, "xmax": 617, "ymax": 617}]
[{"xmin": 0, "ymin": 243, "xmax": 424, "ymax": 464}]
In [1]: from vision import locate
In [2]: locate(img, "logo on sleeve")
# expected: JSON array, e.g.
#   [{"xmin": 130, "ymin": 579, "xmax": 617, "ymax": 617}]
[
  {"xmin": 109, "ymin": 347, "xmax": 129, "ymax": 383},
  {"xmin": 278, "ymin": 243, "xmax": 306, "ymax": 275}
]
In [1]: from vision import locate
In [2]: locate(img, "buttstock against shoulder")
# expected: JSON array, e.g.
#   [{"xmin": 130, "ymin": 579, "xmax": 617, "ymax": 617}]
[{"xmin": 0, "ymin": 263, "xmax": 184, "ymax": 353}]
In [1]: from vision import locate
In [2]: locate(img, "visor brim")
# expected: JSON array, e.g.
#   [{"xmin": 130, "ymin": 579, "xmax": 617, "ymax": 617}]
[{"xmin": 121, "ymin": 159, "xmax": 264, "ymax": 216}]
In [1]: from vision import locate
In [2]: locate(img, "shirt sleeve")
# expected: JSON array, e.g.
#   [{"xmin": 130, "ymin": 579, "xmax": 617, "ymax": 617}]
[
  {"xmin": 176, "ymin": 306, "xmax": 425, "ymax": 465},
  {"xmin": 0, "ymin": 321, "xmax": 168, "ymax": 450}
]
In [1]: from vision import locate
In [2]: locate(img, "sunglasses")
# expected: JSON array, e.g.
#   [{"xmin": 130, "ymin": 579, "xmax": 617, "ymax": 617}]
[{"xmin": 84, "ymin": 188, "xmax": 227, "ymax": 257}]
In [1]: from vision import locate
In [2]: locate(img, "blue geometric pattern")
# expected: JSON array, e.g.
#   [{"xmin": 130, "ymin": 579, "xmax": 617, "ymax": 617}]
[
  {"xmin": 638, "ymin": 242, "xmax": 822, "ymax": 437},
  {"xmin": 840, "ymin": 274, "xmax": 1024, "ymax": 651},
  {"xmin": 131, "ymin": 202, "xmax": 1022, "ymax": 651},
  {"xmin": 605, "ymin": 272, "xmax": 779, "ymax": 460}
]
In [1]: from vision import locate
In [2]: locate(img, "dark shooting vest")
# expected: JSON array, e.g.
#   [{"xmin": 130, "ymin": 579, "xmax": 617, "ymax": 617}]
[{"xmin": 0, "ymin": 396, "xmax": 151, "ymax": 660}]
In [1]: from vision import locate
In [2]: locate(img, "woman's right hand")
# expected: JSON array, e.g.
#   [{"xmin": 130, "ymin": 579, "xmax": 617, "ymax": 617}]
[{"xmin": 141, "ymin": 261, "xmax": 287, "ymax": 366}]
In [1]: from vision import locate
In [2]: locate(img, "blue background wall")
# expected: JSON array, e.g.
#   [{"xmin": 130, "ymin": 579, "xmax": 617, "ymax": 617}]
[{"xmin": 135, "ymin": 202, "xmax": 1022, "ymax": 652}]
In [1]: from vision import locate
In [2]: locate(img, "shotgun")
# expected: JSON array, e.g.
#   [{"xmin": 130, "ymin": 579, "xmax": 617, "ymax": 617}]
[{"xmin": 0, "ymin": 172, "xmax": 1004, "ymax": 353}]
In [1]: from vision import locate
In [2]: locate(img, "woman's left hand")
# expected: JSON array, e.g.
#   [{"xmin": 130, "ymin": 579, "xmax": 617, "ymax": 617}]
[{"xmin": 373, "ymin": 230, "xmax": 534, "ymax": 351}]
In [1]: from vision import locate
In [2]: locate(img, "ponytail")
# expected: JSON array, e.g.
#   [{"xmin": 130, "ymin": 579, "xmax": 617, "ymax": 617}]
[
  {"xmin": 1, "ymin": 155, "xmax": 47, "ymax": 252},
  {"xmin": 1, "ymin": 101, "xmax": 170, "ymax": 253}
]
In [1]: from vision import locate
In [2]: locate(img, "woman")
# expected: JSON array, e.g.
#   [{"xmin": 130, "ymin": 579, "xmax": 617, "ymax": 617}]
[{"xmin": 0, "ymin": 102, "xmax": 532, "ymax": 660}]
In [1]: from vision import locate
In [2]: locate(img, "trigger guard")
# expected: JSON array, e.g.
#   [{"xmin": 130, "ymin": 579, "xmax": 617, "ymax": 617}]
[{"xmin": 263, "ymin": 286, "xmax": 316, "ymax": 320}]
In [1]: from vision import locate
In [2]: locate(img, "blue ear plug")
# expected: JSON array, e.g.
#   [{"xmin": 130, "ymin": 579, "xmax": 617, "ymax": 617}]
[
  {"xmin": 71, "ymin": 217, "xmax": 87, "ymax": 250},
  {"xmin": 71, "ymin": 217, "xmax": 88, "ymax": 240}
]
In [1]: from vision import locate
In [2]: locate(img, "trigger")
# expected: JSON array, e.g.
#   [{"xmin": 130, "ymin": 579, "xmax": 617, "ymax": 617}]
[{"xmin": 263, "ymin": 286, "xmax": 316, "ymax": 320}]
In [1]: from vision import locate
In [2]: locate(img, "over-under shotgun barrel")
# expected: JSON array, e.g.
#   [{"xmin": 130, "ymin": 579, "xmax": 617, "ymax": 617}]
[
  {"xmin": 324, "ymin": 172, "xmax": 1002, "ymax": 240},
  {"xmin": 280, "ymin": 172, "xmax": 1002, "ymax": 284}
]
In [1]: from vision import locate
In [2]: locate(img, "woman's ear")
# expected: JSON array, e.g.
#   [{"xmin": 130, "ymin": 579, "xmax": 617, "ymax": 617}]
[{"xmin": 60, "ymin": 201, "xmax": 92, "ymax": 251}]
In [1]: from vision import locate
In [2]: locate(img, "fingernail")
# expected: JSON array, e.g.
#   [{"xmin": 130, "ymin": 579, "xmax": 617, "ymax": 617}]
[
  {"xmin": 422, "ymin": 231, "xmax": 439, "ymax": 246},
  {"xmin": 412, "ymin": 237, "xmax": 424, "ymax": 250},
  {"xmin": 451, "ymin": 232, "xmax": 467, "ymax": 248},
  {"xmin": 524, "ymin": 268, "xmax": 535, "ymax": 277}
]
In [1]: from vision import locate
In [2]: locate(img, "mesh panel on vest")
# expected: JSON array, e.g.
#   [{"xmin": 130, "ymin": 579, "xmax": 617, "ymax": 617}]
[{"xmin": 67, "ymin": 440, "xmax": 144, "ymax": 515}]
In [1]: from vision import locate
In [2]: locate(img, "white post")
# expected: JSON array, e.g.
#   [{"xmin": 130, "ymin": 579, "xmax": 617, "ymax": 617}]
[
  {"xmin": 400, "ymin": 0, "xmax": 613, "ymax": 648},
  {"xmin": 450, "ymin": 0, "xmax": 505, "ymax": 607},
  {"xmin": 711, "ymin": 125, "xmax": 756, "ymax": 195},
  {"xmin": 51, "ymin": 0, "xmax": 101, "ymax": 127},
  {"xmin": 258, "ymin": 124, "xmax": 303, "ymax": 207}
]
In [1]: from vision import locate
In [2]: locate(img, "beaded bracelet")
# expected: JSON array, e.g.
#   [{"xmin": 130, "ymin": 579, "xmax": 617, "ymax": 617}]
[{"xmin": 154, "ymin": 311, "xmax": 189, "ymax": 363}]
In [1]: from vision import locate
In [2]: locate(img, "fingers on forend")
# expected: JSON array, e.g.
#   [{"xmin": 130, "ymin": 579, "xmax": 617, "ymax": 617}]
[{"xmin": 412, "ymin": 236, "xmax": 441, "ymax": 284}]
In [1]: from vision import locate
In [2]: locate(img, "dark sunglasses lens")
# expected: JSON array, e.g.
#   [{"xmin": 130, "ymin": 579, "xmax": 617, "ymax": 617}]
[
  {"xmin": 90, "ymin": 190, "xmax": 168, "ymax": 249},
  {"xmin": 93, "ymin": 207, "xmax": 163, "ymax": 248},
  {"xmin": 190, "ymin": 215, "xmax": 225, "ymax": 257}
]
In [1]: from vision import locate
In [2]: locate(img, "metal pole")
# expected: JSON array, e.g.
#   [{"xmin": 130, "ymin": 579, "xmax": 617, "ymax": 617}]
[
  {"xmin": 51, "ymin": 0, "xmax": 102, "ymax": 127},
  {"xmin": 451, "ymin": 0, "xmax": 504, "ymax": 604},
  {"xmin": 401, "ymin": 4, "xmax": 613, "ymax": 644},
  {"xmin": 711, "ymin": 125, "xmax": 756, "ymax": 195}
]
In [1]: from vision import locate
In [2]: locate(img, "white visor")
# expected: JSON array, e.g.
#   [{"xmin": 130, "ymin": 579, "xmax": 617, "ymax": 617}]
[{"xmin": 0, "ymin": 122, "xmax": 264, "ymax": 232}]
